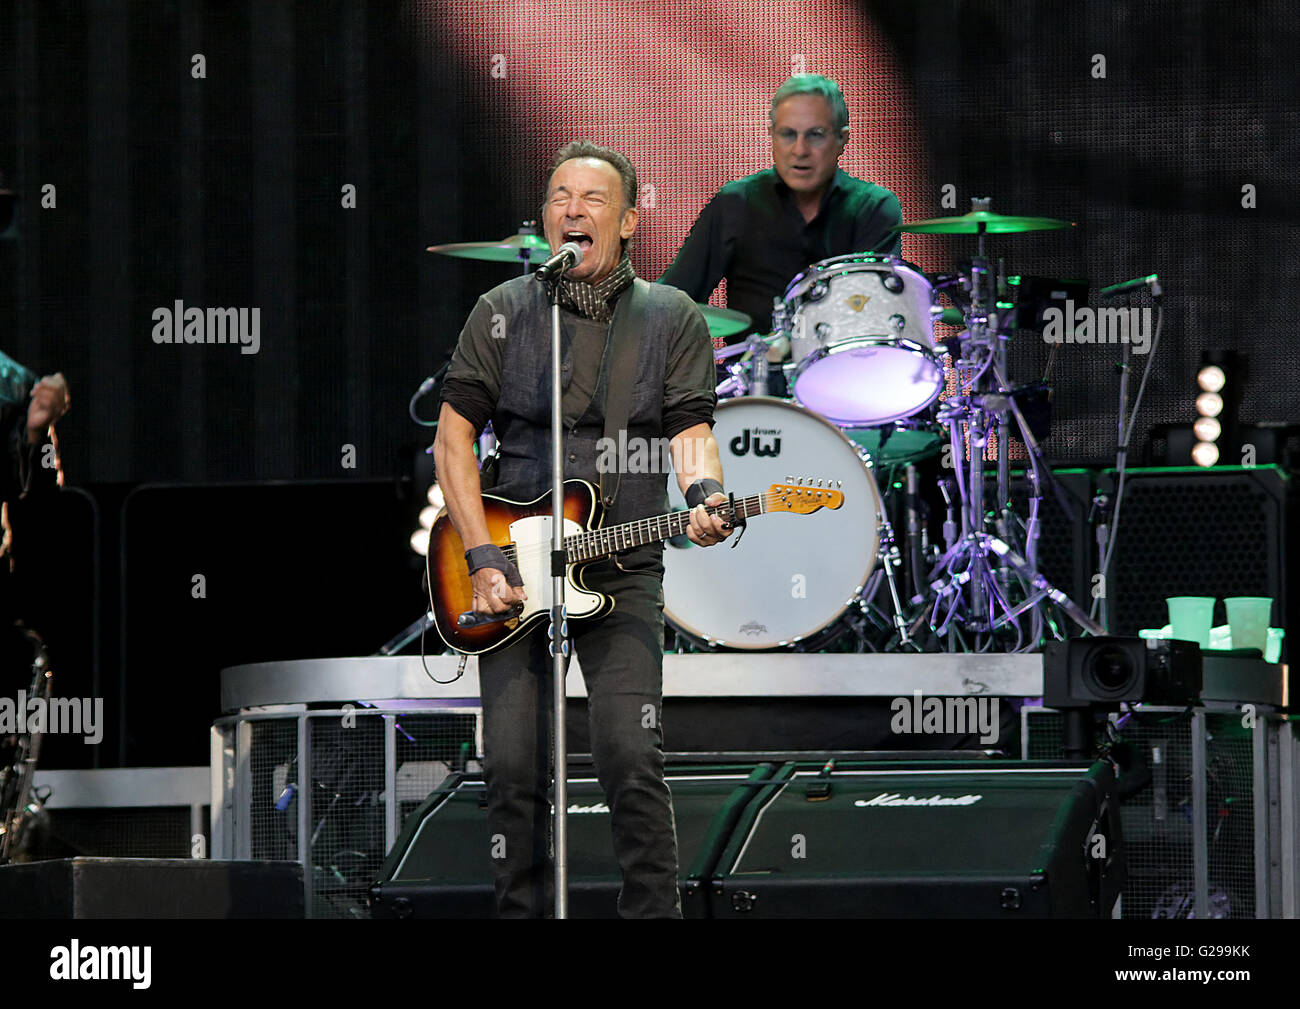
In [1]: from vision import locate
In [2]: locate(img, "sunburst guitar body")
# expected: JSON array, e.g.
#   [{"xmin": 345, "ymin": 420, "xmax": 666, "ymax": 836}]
[{"xmin": 427, "ymin": 478, "xmax": 844, "ymax": 655}]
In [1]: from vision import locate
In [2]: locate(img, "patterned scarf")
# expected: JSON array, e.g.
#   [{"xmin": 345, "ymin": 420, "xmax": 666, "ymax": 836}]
[{"xmin": 557, "ymin": 256, "xmax": 635, "ymax": 322}]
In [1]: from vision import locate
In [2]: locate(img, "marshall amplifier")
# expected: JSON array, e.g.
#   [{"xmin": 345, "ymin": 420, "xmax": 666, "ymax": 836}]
[
  {"xmin": 370, "ymin": 762, "xmax": 781, "ymax": 919},
  {"xmin": 371, "ymin": 756, "xmax": 1122, "ymax": 918},
  {"xmin": 707, "ymin": 759, "xmax": 1123, "ymax": 918}
]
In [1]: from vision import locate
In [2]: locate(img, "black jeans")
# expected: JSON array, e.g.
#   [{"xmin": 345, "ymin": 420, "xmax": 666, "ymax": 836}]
[{"xmin": 477, "ymin": 554, "xmax": 681, "ymax": 918}]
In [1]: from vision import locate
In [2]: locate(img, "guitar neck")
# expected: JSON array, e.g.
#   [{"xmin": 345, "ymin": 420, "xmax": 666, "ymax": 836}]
[{"xmin": 566, "ymin": 493, "xmax": 769, "ymax": 563}]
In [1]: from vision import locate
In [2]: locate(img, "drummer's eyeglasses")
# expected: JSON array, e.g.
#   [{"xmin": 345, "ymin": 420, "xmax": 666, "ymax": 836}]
[{"xmin": 770, "ymin": 127, "xmax": 841, "ymax": 148}]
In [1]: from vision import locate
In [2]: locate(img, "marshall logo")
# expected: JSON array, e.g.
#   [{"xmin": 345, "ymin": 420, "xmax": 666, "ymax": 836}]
[
  {"xmin": 567, "ymin": 802, "xmax": 610, "ymax": 814},
  {"xmin": 854, "ymin": 793, "xmax": 983, "ymax": 807},
  {"xmin": 729, "ymin": 427, "xmax": 781, "ymax": 457},
  {"xmin": 845, "ymin": 294, "xmax": 870, "ymax": 312}
]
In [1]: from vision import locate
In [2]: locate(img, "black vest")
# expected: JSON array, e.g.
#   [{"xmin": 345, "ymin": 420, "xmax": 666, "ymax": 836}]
[{"xmin": 488, "ymin": 276, "xmax": 683, "ymax": 548}]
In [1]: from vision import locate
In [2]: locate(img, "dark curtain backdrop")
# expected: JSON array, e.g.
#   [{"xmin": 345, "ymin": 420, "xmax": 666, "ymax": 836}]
[{"xmin": 2, "ymin": 0, "xmax": 1297, "ymax": 482}]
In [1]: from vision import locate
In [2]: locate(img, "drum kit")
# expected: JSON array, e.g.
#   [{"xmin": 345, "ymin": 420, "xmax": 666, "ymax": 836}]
[{"xmin": 428, "ymin": 199, "xmax": 1106, "ymax": 655}]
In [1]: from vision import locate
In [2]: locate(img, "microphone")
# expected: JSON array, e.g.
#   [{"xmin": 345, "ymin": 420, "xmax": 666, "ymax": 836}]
[
  {"xmin": 534, "ymin": 241, "xmax": 584, "ymax": 282},
  {"xmin": 1100, "ymin": 273, "xmax": 1159, "ymax": 298}
]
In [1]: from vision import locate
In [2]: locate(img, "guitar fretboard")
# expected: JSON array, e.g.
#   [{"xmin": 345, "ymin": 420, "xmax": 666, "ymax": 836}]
[{"xmin": 566, "ymin": 493, "xmax": 769, "ymax": 562}]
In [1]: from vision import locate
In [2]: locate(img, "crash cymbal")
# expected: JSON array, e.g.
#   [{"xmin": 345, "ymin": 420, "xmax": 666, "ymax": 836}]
[
  {"xmin": 892, "ymin": 210, "xmax": 1074, "ymax": 235},
  {"xmin": 427, "ymin": 232, "xmax": 551, "ymax": 263},
  {"xmin": 698, "ymin": 304, "xmax": 752, "ymax": 339}
]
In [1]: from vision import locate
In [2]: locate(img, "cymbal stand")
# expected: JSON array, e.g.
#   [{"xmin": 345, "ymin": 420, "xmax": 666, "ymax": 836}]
[
  {"xmin": 516, "ymin": 220, "xmax": 539, "ymax": 276},
  {"xmin": 908, "ymin": 219, "xmax": 1102, "ymax": 648}
]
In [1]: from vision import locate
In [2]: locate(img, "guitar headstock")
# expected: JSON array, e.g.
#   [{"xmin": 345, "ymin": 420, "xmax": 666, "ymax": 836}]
[{"xmin": 767, "ymin": 478, "xmax": 846, "ymax": 514}]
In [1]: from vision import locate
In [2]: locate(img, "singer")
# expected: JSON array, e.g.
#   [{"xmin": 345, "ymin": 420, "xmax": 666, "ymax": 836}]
[{"xmin": 432, "ymin": 141, "xmax": 732, "ymax": 918}]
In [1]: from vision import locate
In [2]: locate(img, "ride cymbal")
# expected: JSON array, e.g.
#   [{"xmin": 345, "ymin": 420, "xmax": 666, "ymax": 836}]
[{"xmin": 892, "ymin": 210, "xmax": 1074, "ymax": 235}]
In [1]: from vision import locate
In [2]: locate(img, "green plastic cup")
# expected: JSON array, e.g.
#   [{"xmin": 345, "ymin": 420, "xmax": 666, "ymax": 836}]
[
  {"xmin": 1224, "ymin": 596, "xmax": 1273, "ymax": 654},
  {"xmin": 1166, "ymin": 596, "xmax": 1216, "ymax": 649}
]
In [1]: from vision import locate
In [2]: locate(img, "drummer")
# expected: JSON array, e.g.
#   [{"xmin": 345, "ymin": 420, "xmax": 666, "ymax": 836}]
[{"xmin": 658, "ymin": 73, "xmax": 903, "ymax": 384}]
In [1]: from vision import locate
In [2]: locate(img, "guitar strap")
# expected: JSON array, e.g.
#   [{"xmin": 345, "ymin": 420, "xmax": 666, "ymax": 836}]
[{"xmin": 598, "ymin": 278, "xmax": 648, "ymax": 510}]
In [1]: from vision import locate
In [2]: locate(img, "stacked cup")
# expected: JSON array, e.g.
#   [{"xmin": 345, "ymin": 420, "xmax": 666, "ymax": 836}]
[{"xmin": 1165, "ymin": 596, "xmax": 1273, "ymax": 653}]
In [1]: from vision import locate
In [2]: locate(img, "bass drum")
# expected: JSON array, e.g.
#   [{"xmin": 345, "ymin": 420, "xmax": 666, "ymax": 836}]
[{"xmin": 663, "ymin": 398, "xmax": 882, "ymax": 650}]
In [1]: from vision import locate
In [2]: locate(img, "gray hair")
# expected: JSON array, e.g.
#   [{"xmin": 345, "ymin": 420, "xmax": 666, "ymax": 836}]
[{"xmin": 769, "ymin": 74, "xmax": 849, "ymax": 134}]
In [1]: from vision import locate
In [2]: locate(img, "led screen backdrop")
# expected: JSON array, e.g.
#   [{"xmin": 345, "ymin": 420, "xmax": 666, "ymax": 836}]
[
  {"xmin": 0, "ymin": 0, "xmax": 1296, "ymax": 483},
  {"xmin": 411, "ymin": 0, "xmax": 942, "ymax": 286}
]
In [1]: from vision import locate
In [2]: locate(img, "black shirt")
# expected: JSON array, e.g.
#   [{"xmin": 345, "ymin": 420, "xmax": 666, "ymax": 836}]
[
  {"xmin": 657, "ymin": 168, "xmax": 903, "ymax": 335},
  {"xmin": 441, "ymin": 280, "xmax": 716, "ymax": 442}
]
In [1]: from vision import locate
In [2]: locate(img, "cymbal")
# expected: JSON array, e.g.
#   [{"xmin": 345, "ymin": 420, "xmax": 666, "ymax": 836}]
[
  {"xmin": 892, "ymin": 210, "xmax": 1074, "ymax": 235},
  {"xmin": 698, "ymin": 304, "xmax": 751, "ymax": 339},
  {"xmin": 427, "ymin": 233, "xmax": 550, "ymax": 263}
]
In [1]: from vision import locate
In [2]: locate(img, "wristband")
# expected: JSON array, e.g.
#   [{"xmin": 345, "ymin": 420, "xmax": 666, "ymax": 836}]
[
  {"xmin": 465, "ymin": 544, "xmax": 524, "ymax": 587},
  {"xmin": 685, "ymin": 478, "xmax": 724, "ymax": 508}
]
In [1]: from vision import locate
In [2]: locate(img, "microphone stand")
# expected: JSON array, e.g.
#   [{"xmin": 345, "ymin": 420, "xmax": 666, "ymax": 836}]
[{"xmin": 544, "ymin": 273, "xmax": 571, "ymax": 919}]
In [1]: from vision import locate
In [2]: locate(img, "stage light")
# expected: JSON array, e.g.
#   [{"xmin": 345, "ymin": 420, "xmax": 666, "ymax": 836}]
[
  {"xmin": 1191, "ymin": 440, "xmax": 1220, "ymax": 467},
  {"xmin": 1195, "ymin": 392, "xmax": 1223, "ymax": 418},
  {"xmin": 1190, "ymin": 350, "xmax": 1240, "ymax": 468},
  {"xmin": 1192, "ymin": 416, "xmax": 1221, "ymax": 442},
  {"xmin": 411, "ymin": 480, "xmax": 445, "ymax": 557},
  {"xmin": 1196, "ymin": 365, "xmax": 1226, "ymax": 393}
]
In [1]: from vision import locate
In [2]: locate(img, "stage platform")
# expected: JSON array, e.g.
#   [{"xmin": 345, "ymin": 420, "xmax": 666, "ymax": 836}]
[{"xmin": 220, "ymin": 651, "xmax": 1295, "ymax": 710}]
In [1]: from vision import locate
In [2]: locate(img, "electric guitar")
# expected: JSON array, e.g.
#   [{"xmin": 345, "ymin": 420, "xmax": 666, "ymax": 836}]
[{"xmin": 426, "ymin": 478, "xmax": 845, "ymax": 655}]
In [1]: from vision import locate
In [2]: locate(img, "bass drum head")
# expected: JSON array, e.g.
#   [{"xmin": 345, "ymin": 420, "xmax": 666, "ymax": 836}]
[{"xmin": 663, "ymin": 397, "xmax": 881, "ymax": 649}]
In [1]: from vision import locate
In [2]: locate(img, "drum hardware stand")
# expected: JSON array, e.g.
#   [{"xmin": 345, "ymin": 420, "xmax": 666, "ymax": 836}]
[
  {"xmin": 876, "ymin": 514, "xmax": 915, "ymax": 649},
  {"xmin": 749, "ymin": 334, "xmax": 770, "ymax": 397},
  {"xmin": 904, "ymin": 464, "xmax": 924, "ymax": 600},
  {"xmin": 906, "ymin": 205, "xmax": 1102, "ymax": 648}
]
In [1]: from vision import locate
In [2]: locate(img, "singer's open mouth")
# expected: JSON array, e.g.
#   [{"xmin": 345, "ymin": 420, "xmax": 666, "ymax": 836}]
[{"xmin": 563, "ymin": 230, "xmax": 594, "ymax": 251}]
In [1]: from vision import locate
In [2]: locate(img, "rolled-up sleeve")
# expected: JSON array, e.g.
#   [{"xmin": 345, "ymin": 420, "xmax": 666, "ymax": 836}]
[
  {"xmin": 661, "ymin": 297, "xmax": 718, "ymax": 441},
  {"xmin": 440, "ymin": 295, "xmax": 504, "ymax": 435}
]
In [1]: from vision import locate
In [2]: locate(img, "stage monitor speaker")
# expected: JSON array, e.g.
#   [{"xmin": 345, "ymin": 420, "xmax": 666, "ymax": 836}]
[
  {"xmin": 371, "ymin": 757, "xmax": 1122, "ymax": 919},
  {"xmin": 707, "ymin": 759, "xmax": 1123, "ymax": 918},
  {"xmin": 1099, "ymin": 465, "xmax": 1293, "ymax": 658},
  {"xmin": 370, "ymin": 762, "xmax": 781, "ymax": 919},
  {"xmin": 0, "ymin": 857, "xmax": 303, "ymax": 918}
]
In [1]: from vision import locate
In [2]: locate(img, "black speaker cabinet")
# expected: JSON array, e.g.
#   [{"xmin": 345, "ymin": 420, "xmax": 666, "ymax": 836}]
[
  {"xmin": 370, "ymin": 762, "xmax": 779, "ymax": 920},
  {"xmin": 1099, "ymin": 465, "xmax": 1293, "ymax": 658},
  {"xmin": 0, "ymin": 857, "xmax": 303, "ymax": 918},
  {"xmin": 708, "ymin": 759, "xmax": 1122, "ymax": 918},
  {"xmin": 371, "ymin": 758, "xmax": 1122, "ymax": 919}
]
